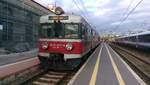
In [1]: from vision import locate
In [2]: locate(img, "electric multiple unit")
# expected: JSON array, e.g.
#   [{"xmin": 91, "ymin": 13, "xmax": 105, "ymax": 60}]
[{"xmin": 38, "ymin": 14, "xmax": 100, "ymax": 69}]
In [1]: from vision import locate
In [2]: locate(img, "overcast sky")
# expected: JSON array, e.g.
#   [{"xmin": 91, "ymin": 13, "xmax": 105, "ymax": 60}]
[{"xmin": 34, "ymin": 0, "xmax": 150, "ymax": 35}]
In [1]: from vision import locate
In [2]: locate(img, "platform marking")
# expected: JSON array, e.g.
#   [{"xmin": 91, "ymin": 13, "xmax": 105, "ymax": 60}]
[
  {"xmin": 67, "ymin": 45, "xmax": 101, "ymax": 85},
  {"xmin": 89, "ymin": 44, "xmax": 103, "ymax": 85},
  {"xmin": 105, "ymin": 44, "xmax": 125, "ymax": 85},
  {"xmin": 108, "ymin": 45, "xmax": 147, "ymax": 85}
]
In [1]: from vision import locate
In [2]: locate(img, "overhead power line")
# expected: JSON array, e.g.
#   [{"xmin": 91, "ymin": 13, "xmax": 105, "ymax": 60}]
[
  {"xmin": 74, "ymin": 0, "xmax": 96, "ymax": 27},
  {"xmin": 72, "ymin": 0, "xmax": 89, "ymax": 21},
  {"xmin": 118, "ymin": 0, "xmax": 135, "ymax": 23},
  {"xmin": 116, "ymin": 0, "xmax": 135, "ymax": 29},
  {"xmin": 117, "ymin": 0, "xmax": 144, "ymax": 28},
  {"xmin": 78, "ymin": 0, "xmax": 89, "ymax": 16}
]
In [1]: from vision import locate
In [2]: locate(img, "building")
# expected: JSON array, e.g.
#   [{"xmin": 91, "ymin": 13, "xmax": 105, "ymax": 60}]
[{"xmin": 0, "ymin": 0, "xmax": 52, "ymax": 53}]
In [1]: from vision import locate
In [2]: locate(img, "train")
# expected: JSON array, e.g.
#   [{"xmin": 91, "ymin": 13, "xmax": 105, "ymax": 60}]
[
  {"xmin": 38, "ymin": 13, "xmax": 100, "ymax": 69},
  {"xmin": 114, "ymin": 31, "xmax": 150, "ymax": 50}
]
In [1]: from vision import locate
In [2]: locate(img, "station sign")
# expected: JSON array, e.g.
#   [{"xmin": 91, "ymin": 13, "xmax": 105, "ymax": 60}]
[{"xmin": 48, "ymin": 16, "xmax": 68, "ymax": 20}]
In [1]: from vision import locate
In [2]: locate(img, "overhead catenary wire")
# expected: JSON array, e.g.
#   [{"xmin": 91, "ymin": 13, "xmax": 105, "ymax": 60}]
[
  {"xmin": 77, "ymin": 0, "xmax": 89, "ymax": 16},
  {"xmin": 75, "ymin": 0, "xmax": 96, "ymax": 28},
  {"xmin": 117, "ymin": 0, "xmax": 144, "ymax": 29},
  {"xmin": 118, "ymin": 0, "xmax": 135, "ymax": 24},
  {"xmin": 72, "ymin": 0, "xmax": 89, "ymax": 21},
  {"xmin": 115, "ymin": 0, "xmax": 135, "ymax": 29}
]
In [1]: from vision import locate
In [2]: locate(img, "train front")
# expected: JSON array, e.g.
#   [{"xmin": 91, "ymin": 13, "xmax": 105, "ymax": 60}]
[{"xmin": 38, "ymin": 14, "xmax": 83, "ymax": 69}]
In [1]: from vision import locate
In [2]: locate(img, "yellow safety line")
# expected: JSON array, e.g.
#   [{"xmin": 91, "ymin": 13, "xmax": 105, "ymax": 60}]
[
  {"xmin": 89, "ymin": 44, "xmax": 103, "ymax": 85},
  {"xmin": 105, "ymin": 44, "xmax": 125, "ymax": 85}
]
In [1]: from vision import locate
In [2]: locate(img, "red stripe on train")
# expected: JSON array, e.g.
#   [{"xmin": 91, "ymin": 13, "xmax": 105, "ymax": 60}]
[{"xmin": 39, "ymin": 41, "xmax": 83, "ymax": 54}]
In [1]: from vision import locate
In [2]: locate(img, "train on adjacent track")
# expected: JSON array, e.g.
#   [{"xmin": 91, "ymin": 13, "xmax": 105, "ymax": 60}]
[
  {"xmin": 38, "ymin": 13, "xmax": 100, "ymax": 69},
  {"xmin": 114, "ymin": 31, "xmax": 150, "ymax": 50}
]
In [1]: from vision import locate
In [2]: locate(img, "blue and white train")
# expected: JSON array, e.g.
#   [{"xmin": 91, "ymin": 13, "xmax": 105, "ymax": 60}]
[{"xmin": 115, "ymin": 31, "xmax": 150, "ymax": 50}]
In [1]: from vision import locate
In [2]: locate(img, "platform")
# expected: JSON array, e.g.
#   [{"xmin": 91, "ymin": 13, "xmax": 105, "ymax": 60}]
[
  {"xmin": 0, "ymin": 49, "xmax": 38, "ymax": 66},
  {"xmin": 68, "ymin": 43, "xmax": 146, "ymax": 85}
]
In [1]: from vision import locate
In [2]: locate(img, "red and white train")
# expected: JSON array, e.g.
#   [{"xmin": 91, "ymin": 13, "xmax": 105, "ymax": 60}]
[{"xmin": 38, "ymin": 13, "xmax": 100, "ymax": 69}]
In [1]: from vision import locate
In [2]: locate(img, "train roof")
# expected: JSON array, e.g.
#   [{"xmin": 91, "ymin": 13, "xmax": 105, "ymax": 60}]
[
  {"xmin": 119, "ymin": 31, "xmax": 150, "ymax": 39},
  {"xmin": 40, "ymin": 14, "xmax": 85, "ymax": 23},
  {"xmin": 40, "ymin": 13, "xmax": 98, "ymax": 34}
]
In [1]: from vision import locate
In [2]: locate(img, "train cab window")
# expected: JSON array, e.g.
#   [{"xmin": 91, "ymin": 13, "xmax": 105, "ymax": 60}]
[
  {"xmin": 40, "ymin": 21, "xmax": 64, "ymax": 38},
  {"xmin": 40, "ymin": 24, "xmax": 55, "ymax": 38},
  {"xmin": 65, "ymin": 24, "xmax": 78, "ymax": 39}
]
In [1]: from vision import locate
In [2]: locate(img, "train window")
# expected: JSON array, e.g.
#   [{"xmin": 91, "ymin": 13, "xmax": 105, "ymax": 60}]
[
  {"xmin": 81, "ymin": 25, "xmax": 86, "ymax": 39},
  {"xmin": 142, "ymin": 34, "xmax": 150, "ymax": 42},
  {"xmin": 40, "ymin": 21, "xmax": 64, "ymax": 38},
  {"xmin": 65, "ymin": 24, "xmax": 78, "ymax": 39},
  {"xmin": 40, "ymin": 23, "xmax": 79, "ymax": 39},
  {"xmin": 40, "ymin": 24, "xmax": 55, "ymax": 38},
  {"xmin": 81, "ymin": 25, "xmax": 85, "ymax": 39}
]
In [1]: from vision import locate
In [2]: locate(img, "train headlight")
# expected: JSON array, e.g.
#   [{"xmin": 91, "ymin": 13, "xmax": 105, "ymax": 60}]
[
  {"xmin": 65, "ymin": 43, "xmax": 73, "ymax": 51},
  {"xmin": 41, "ymin": 42, "xmax": 48, "ymax": 49}
]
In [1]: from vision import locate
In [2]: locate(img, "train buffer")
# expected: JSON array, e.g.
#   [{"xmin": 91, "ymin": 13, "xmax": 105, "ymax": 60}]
[{"xmin": 68, "ymin": 43, "xmax": 146, "ymax": 85}]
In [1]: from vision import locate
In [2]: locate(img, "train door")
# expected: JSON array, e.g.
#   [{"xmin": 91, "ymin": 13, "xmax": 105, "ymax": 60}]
[
  {"xmin": 54, "ymin": 21, "xmax": 64, "ymax": 38},
  {"xmin": 81, "ymin": 24, "xmax": 88, "ymax": 53}
]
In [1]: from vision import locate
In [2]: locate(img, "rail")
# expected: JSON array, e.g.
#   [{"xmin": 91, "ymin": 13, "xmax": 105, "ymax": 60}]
[{"xmin": 110, "ymin": 43, "xmax": 150, "ymax": 85}]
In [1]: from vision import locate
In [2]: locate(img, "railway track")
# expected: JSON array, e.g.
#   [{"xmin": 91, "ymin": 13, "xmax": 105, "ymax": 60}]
[
  {"xmin": 113, "ymin": 45, "xmax": 150, "ymax": 65},
  {"xmin": 110, "ymin": 44, "xmax": 150, "ymax": 85},
  {"xmin": 31, "ymin": 71, "xmax": 67, "ymax": 85},
  {"xmin": 21, "ymin": 52, "xmax": 94, "ymax": 85},
  {"xmin": 21, "ymin": 45, "xmax": 99, "ymax": 85},
  {"xmin": 22, "ymin": 69, "xmax": 74, "ymax": 85}
]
